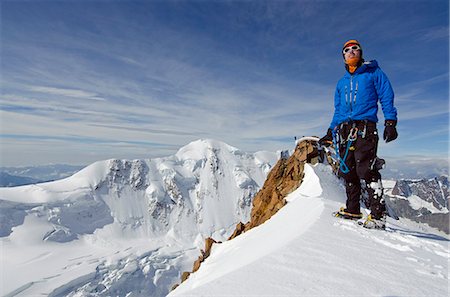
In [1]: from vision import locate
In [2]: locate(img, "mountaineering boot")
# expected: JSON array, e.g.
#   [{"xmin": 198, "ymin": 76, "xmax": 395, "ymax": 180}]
[
  {"xmin": 360, "ymin": 214, "xmax": 386, "ymax": 230},
  {"xmin": 333, "ymin": 207, "xmax": 363, "ymax": 220}
]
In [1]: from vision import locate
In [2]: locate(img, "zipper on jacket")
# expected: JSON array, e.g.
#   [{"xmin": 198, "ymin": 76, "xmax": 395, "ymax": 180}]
[
  {"xmin": 345, "ymin": 85, "xmax": 349, "ymax": 111},
  {"xmin": 349, "ymin": 75, "xmax": 358, "ymax": 112},
  {"xmin": 350, "ymin": 76, "xmax": 353, "ymax": 112}
]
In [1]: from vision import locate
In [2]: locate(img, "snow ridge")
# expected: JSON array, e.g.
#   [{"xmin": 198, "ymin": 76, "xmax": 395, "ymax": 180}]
[{"xmin": 170, "ymin": 164, "xmax": 449, "ymax": 297}]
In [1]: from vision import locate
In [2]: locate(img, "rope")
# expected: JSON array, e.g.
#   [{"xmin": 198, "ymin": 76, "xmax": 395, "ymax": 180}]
[
  {"xmin": 332, "ymin": 127, "xmax": 358, "ymax": 174},
  {"xmin": 338, "ymin": 140, "xmax": 352, "ymax": 174}
]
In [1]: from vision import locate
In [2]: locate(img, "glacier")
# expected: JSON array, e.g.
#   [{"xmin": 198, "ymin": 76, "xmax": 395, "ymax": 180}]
[{"xmin": 0, "ymin": 139, "xmax": 276, "ymax": 297}]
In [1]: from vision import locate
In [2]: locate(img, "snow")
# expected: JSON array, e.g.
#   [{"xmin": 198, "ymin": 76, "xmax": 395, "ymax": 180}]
[
  {"xmin": 1, "ymin": 210, "xmax": 181, "ymax": 296},
  {"xmin": 383, "ymin": 179, "xmax": 397, "ymax": 190},
  {"xmin": 1, "ymin": 139, "xmax": 448, "ymax": 297},
  {"xmin": 0, "ymin": 139, "xmax": 276, "ymax": 297},
  {"xmin": 0, "ymin": 161, "xmax": 109, "ymax": 204},
  {"xmin": 171, "ymin": 165, "xmax": 325, "ymax": 291},
  {"xmin": 385, "ymin": 179, "xmax": 449, "ymax": 215},
  {"xmin": 407, "ymin": 194, "xmax": 448, "ymax": 214},
  {"xmin": 170, "ymin": 164, "xmax": 449, "ymax": 297},
  {"xmin": 294, "ymin": 135, "xmax": 320, "ymax": 146}
]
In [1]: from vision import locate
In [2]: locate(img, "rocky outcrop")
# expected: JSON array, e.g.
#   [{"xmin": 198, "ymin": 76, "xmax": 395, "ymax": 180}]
[
  {"xmin": 192, "ymin": 237, "xmax": 217, "ymax": 272},
  {"xmin": 173, "ymin": 237, "xmax": 218, "ymax": 291},
  {"xmin": 172, "ymin": 139, "xmax": 318, "ymax": 291},
  {"xmin": 229, "ymin": 139, "xmax": 318, "ymax": 239}
]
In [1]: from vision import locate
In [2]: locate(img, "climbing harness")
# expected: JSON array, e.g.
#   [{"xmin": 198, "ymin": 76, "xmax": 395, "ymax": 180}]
[
  {"xmin": 332, "ymin": 121, "xmax": 367, "ymax": 174},
  {"xmin": 333, "ymin": 128, "xmax": 351, "ymax": 174}
]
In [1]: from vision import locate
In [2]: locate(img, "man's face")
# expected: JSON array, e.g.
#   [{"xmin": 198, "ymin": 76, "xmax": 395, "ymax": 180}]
[{"xmin": 343, "ymin": 44, "xmax": 361, "ymax": 62}]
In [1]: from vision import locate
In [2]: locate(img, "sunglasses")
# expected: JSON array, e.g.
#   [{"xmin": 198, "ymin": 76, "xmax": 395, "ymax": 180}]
[{"xmin": 343, "ymin": 44, "xmax": 361, "ymax": 54}]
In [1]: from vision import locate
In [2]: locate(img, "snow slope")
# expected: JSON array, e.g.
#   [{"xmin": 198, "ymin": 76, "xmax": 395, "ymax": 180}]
[
  {"xmin": 0, "ymin": 139, "xmax": 277, "ymax": 297},
  {"xmin": 170, "ymin": 164, "xmax": 449, "ymax": 297}
]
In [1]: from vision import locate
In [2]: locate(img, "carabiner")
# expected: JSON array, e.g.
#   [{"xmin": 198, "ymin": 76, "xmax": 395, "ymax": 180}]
[{"xmin": 347, "ymin": 127, "xmax": 358, "ymax": 142}]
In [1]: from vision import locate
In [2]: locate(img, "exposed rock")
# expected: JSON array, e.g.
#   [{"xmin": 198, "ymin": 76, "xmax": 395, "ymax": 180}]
[
  {"xmin": 181, "ymin": 271, "xmax": 190, "ymax": 282},
  {"xmin": 229, "ymin": 139, "xmax": 318, "ymax": 239},
  {"xmin": 173, "ymin": 139, "xmax": 318, "ymax": 291},
  {"xmin": 192, "ymin": 257, "xmax": 202, "ymax": 273},
  {"xmin": 104, "ymin": 159, "xmax": 149, "ymax": 192},
  {"xmin": 386, "ymin": 176, "xmax": 449, "ymax": 234},
  {"xmin": 228, "ymin": 221, "xmax": 246, "ymax": 239},
  {"xmin": 192, "ymin": 237, "xmax": 217, "ymax": 273},
  {"xmin": 204, "ymin": 237, "xmax": 216, "ymax": 258},
  {"xmin": 391, "ymin": 177, "xmax": 449, "ymax": 211},
  {"xmin": 177, "ymin": 237, "xmax": 218, "ymax": 289}
]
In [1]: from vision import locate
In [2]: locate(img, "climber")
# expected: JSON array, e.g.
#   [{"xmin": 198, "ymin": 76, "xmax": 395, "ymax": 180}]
[{"xmin": 319, "ymin": 39, "xmax": 398, "ymax": 229}]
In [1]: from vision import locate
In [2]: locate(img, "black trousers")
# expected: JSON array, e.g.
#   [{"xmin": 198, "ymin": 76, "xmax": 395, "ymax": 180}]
[{"xmin": 337, "ymin": 121, "xmax": 386, "ymax": 218}]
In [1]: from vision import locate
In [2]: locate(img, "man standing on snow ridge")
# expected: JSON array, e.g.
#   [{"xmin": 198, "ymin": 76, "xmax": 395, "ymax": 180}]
[{"xmin": 319, "ymin": 39, "xmax": 398, "ymax": 229}]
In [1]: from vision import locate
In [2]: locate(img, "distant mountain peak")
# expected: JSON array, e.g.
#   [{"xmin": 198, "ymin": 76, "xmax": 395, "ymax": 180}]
[{"xmin": 175, "ymin": 138, "xmax": 240, "ymax": 162}]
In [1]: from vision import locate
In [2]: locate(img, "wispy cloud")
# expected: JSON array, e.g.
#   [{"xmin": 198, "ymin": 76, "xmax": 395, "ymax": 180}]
[
  {"xmin": 418, "ymin": 26, "xmax": 449, "ymax": 42},
  {"xmin": 0, "ymin": 133, "xmax": 171, "ymax": 148},
  {"xmin": 392, "ymin": 73, "xmax": 449, "ymax": 121},
  {"xmin": 383, "ymin": 155, "xmax": 449, "ymax": 179},
  {"xmin": 1, "ymin": 0, "xmax": 448, "ymax": 167},
  {"xmin": 29, "ymin": 86, "xmax": 106, "ymax": 101}
]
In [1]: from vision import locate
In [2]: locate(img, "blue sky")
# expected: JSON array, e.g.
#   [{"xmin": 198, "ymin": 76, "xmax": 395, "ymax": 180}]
[{"xmin": 1, "ymin": 0, "xmax": 448, "ymax": 168}]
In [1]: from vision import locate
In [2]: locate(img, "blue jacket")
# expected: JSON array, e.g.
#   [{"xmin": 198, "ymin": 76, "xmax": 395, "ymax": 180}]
[{"xmin": 330, "ymin": 60, "xmax": 397, "ymax": 129}]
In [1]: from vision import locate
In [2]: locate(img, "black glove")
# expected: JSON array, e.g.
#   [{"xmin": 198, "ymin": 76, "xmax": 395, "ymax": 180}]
[
  {"xmin": 319, "ymin": 128, "xmax": 333, "ymax": 147},
  {"xmin": 383, "ymin": 120, "xmax": 398, "ymax": 143}
]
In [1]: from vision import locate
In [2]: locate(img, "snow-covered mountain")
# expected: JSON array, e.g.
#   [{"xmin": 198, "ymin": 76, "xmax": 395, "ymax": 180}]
[
  {"xmin": 1, "ymin": 139, "xmax": 448, "ymax": 297},
  {"xmin": 0, "ymin": 164, "xmax": 84, "ymax": 186},
  {"xmin": 391, "ymin": 176, "xmax": 449, "ymax": 212},
  {"xmin": 0, "ymin": 171, "xmax": 40, "ymax": 187},
  {"xmin": 169, "ymin": 164, "xmax": 449, "ymax": 297},
  {"xmin": 385, "ymin": 176, "xmax": 449, "ymax": 234},
  {"xmin": 0, "ymin": 139, "xmax": 277, "ymax": 297}
]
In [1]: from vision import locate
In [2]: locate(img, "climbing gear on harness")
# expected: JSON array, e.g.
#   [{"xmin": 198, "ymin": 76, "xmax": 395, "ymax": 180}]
[
  {"xmin": 347, "ymin": 127, "xmax": 358, "ymax": 141},
  {"xmin": 333, "ymin": 128, "xmax": 351, "ymax": 174},
  {"xmin": 333, "ymin": 125, "xmax": 358, "ymax": 174},
  {"xmin": 332, "ymin": 120, "xmax": 375, "ymax": 174}
]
